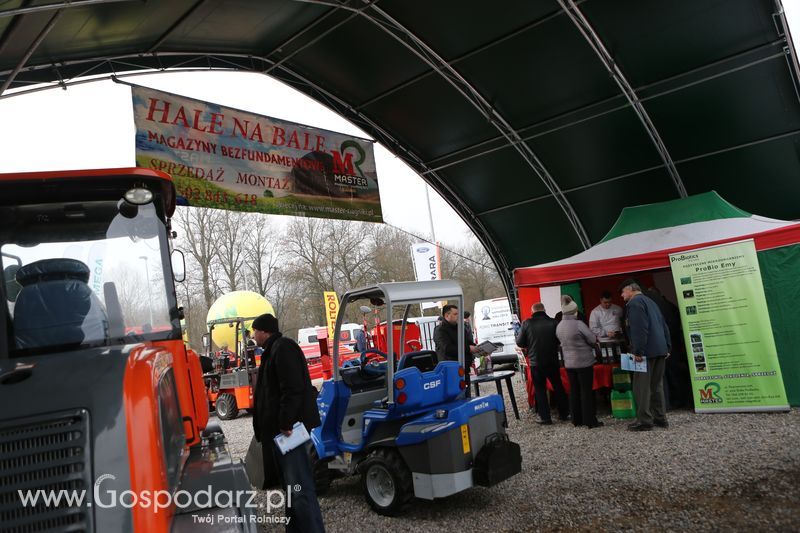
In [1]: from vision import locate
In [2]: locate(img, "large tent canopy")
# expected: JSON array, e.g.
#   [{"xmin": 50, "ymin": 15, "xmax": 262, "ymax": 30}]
[
  {"xmin": 514, "ymin": 191, "xmax": 800, "ymax": 286},
  {"xmin": 2, "ymin": 0, "xmax": 800, "ymax": 301}
]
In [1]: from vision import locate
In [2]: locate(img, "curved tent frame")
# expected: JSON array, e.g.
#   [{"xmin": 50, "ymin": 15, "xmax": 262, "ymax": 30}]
[{"xmin": 2, "ymin": 0, "xmax": 800, "ymax": 305}]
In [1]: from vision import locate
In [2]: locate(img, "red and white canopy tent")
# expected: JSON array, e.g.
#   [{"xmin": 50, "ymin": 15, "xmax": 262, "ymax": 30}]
[
  {"xmin": 515, "ymin": 192, "xmax": 800, "ymax": 289},
  {"xmin": 513, "ymin": 191, "xmax": 800, "ymax": 405}
]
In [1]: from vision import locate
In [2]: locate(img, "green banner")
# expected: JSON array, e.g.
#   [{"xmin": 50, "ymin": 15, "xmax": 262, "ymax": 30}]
[
  {"xmin": 669, "ymin": 240, "xmax": 788, "ymax": 412},
  {"xmin": 132, "ymin": 85, "xmax": 382, "ymax": 222}
]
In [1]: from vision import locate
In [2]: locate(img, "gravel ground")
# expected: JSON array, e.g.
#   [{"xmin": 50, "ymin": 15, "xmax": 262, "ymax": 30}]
[{"xmin": 217, "ymin": 374, "xmax": 800, "ymax": 532}]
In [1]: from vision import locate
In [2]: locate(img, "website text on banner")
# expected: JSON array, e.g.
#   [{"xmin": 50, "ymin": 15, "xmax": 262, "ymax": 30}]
[
  {"xmin": 131, "ymin": 85, "xmax": 382, "ymax": 222},
  {"xmin": 410, "ymin": 242, "xmax": 442, "ymax": 310},
  {"xmin": 669, "ymin": 239, "xmax": 788, "ymax": 413}
]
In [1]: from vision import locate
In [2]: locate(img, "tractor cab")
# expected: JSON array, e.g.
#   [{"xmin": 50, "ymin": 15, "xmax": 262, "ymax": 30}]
[
  {"xmin": 310, "ymin": 280, "xmax": 522, "ymax": 515},
  {"xmin": 0, "ymin": 168, "xmax": 255, "ymax": 532},
  {"xmin": 202, "ymin": 316, "xmax": 261, "ymax": 419}
]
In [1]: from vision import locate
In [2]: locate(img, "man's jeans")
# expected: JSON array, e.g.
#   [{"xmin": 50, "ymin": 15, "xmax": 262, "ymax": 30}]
[
  {"xmin": 633, "ymin": 355, "xmax": 667, "ymax": 425},
  {"xmin": 272, "ymin": 442, "xmax": 325, "ymax": 533}
]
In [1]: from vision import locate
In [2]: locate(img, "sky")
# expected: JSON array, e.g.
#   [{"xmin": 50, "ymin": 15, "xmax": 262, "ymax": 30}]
[
  {"xmin": 0, "ymin": 70, "xmax": 475, "ymax": 248},
  {"xmin": 1, "ymin": 2, "xmax": 799, "ymax": 249}
]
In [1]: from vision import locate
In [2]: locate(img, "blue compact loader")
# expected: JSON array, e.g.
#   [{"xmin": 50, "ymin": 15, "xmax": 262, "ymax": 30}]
[{"xmin": 310, "ymin": 280, "xmax": 522, "ymax": 515}]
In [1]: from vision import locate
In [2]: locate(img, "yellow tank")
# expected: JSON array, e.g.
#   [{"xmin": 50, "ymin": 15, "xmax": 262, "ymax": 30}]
[
  {"xmin": 206, "ymin": 291, "xmax": 275, "ymax": 349},
  {"xmin": 180, "ymin": 318, "xmax": 189, "ymax": 344}
]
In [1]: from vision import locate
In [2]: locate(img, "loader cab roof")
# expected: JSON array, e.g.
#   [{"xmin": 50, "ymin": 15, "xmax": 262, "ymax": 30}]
[
  {"xmin": 0, "ymin": 168, "xmax": 181, "ymax": 359},
  {"xmin": 344, "ymin": 280, "xmax": 464, "ymax": 306},
  {"xmin": 0, "ymin": 168, "xmax": 176, "ymax": 217}
]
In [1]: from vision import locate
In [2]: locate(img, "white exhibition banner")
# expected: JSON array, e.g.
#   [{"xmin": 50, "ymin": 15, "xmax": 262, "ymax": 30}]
[{"xmin": 410, "ymin": 242, "xmax": 442, "ymax": 310}]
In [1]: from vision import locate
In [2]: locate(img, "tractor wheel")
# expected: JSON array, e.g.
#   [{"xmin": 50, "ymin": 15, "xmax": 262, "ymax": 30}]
[
  {"xmin": 360, "ymin": 448, "xmax": 413, "ymax": 516},
  {"xmin": 309, "ymin": 447, "xmax": 331, "ymax": 495},
  {"xmin": 215, "ymin": 393, "xmax": 238, "ymax": 420}
]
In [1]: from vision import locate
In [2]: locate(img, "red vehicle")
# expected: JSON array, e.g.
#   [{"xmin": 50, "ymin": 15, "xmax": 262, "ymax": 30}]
[
  {"xmin": 0, "ymin": 168, "xmax": 255, "ymax": 532},
  {"xmin": 201, "ymin": 316, "xmax": 260, "ymax": 419},
  {"xmin": 300, "ymin": 326, "xmax": 359, "ymax": 381},
  {"xmin": 302, "ymin": 320, "xmax": 425, "ymax": 382}
]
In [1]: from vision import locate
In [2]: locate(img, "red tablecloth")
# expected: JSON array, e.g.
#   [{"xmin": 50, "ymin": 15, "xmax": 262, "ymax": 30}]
[{"xmin": 525, "ymin": 363, "xmax": 618, "ymax": 408}]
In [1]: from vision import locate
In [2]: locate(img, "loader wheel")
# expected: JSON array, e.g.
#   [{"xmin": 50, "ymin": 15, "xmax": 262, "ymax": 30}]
[
  {"xmin": 216, "ymin": 393, "xmax": 238, "ymax": 420},
  {"xmin": 309, "ymin": 447, "xmax": 331, "ymax": 495},
  {"xmin": 360, "ymin": 448, "xmax": 413, "ymax": 516}
]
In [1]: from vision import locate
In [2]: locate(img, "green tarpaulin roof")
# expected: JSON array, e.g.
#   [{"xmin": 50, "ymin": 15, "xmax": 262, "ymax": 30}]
[
  {"xmin": 2, "ymin": 0, "xmax": 800, "ymax": 300},
  {"xmin": 599, "ymin": 191, "xmax": 752, "ymax": 243}
]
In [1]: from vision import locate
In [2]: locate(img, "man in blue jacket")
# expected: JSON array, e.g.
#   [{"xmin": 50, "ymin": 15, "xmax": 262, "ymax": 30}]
[{"xmin": 621, "ymin": 280, "xmax": 672, "ymax": 431}]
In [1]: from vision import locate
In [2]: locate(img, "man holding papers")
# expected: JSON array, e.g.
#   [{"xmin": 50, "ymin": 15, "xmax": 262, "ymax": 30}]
[
  {"xmin": 252, "ymin": 313, "xmax": 325, "ymax": 532},
  {"xmin": 621, "ymin": 280, "xmax": 672, "ymax": 432}
]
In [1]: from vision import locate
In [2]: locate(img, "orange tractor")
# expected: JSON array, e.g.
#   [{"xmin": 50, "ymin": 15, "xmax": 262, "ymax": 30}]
[
  {"xmin": 202, "ymin": 316, "xmax": 260, "ymax": 419},
  {"xmin": 0, "ymin": 168, "xmax": 255, "ymax": 532}
]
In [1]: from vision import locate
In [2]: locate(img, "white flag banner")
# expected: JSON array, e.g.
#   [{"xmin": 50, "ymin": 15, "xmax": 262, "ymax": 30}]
[{"xmin": 410, "ymin": 242, "xmax": 441, "ymax": 310}]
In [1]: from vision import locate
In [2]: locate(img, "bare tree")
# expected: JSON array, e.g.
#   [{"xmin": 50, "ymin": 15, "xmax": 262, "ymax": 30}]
[
  {"xmin": 245, "ymin": 213, "xmax": 282, "ymax": 297},
  {"xmin": 215, "ymin": 210, "xmax": 248, "ymax": 292},
  {"xmin": 284, "ymin": 218, "xmax": 338, "ymax": 324},
  {"xmin": 175, "ymin": 206, "xmax": 221, "ymax": 307}
]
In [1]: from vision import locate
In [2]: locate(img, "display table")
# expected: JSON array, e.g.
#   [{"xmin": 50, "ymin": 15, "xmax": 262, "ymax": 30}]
[
  {"xmin": 471, "ymin": 370, "xmax": 520, "ymax": 420},
  {"xmin": 524, "ymin": 363, "xmax": 618, "ymax": 408}
]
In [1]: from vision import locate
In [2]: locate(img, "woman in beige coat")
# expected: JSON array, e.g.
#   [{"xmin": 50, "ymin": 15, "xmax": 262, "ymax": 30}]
[{"xmin": 556, "ymin": 300, "xmax": 602, "ymax": 428}]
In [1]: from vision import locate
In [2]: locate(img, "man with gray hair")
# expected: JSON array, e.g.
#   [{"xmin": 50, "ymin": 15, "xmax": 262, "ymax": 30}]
[{"xmin": 620, "ymin": 279, "xmax": 672, "ymax": 431}]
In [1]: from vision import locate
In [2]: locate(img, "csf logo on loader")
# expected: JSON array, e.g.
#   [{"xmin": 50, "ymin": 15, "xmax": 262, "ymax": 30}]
[
  {"xmin": 423, "ymin": 379, "xmax": 442, "ymax": 390},
  {"xmin": 699, "ymin": 382, "xmax": 723, "ymax": 404}
]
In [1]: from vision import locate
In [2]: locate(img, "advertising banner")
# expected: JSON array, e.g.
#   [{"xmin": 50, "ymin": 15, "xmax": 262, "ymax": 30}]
[
  {"xmin": 131, "ymin": 85, "xmax": 382, "ymax": 222},
  {"xmin": 669, "ymin": 240, "xmax": 788, "ymax": 412},
  {"xmin": 323, "ymin": 291, "xmax": 340, "ymax": 341},
  {"xmin": 410, "ymin": 242, "xmax": 441, "ymax": 310}
]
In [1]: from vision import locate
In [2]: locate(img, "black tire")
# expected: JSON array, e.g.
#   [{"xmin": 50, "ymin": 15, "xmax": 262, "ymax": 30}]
[
  {"xmin": 360, "ymin": 448, "xmax": 413, "ymax": 516},
  {"xmin": 216, "ymin": 393, "xmax": 238, "ymax": 420},
  {"xmin": 309, "ymin": 447, "xmax": 331, "ymax": 495}
]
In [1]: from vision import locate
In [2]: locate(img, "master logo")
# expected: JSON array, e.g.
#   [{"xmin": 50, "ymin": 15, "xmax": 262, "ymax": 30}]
[{"xmin": 699, "ymin": 382, "xmax": 723, "ymax": 404}]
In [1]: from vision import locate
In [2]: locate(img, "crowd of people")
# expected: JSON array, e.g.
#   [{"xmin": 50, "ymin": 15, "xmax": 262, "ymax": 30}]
[
  {"xmin": 515, "ymin": 279, "xmax": 690, "ymax": 431},
  {"xmin": 238, "ymin": 279, "xmax": 691, "ymax": 532}
]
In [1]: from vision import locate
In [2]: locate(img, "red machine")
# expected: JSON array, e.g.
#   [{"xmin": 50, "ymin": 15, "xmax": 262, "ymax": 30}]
[{"xmin": 0, "ymin": 168, "xmax": 255, "ymax": 532}]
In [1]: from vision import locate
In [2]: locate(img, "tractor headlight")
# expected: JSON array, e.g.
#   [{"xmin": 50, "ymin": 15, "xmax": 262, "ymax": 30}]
[
  {"xmin": 124, "ymin": 187, "xmax": 153, "ymax": 205},
  {"xmin": 435, "ymin": 409, "xmax": 447, "ymax": 419}
]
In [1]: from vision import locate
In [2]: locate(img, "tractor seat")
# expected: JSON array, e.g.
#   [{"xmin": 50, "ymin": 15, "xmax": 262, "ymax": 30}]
[
  {"xmin": 13, "ymin": 258, "xmax": 108, "ymax": 350},
  {"xmin": 397, "ymin": 350, "xmax": 438, "ymax": 372},
  {"xmin": 340, "ymin": 365, "xmax": 386, "ymax": 392}
]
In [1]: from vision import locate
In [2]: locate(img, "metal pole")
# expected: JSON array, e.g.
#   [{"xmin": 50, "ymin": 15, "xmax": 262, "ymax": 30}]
[
  {"xmin": 424, "ymin": 183, "xmax": 437, "ymax": 244},
  {"xmin": 140, "ymin": 256, "xmax": 154, "ymax": 326}
]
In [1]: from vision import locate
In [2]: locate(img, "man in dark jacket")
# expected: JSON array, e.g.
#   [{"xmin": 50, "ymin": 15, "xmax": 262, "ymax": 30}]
[
  {"xmin": 621, "ymin": 280, "xmax": 672, "ymax": 432},
  {"xmin": 516, "ymin": 303, "xmax": 569, "ymax": 424},
  {"xmin": 645, "ymin": 287, "xmax": 691, "ymax": 409},
  {"xmin": 434, "ymin": 304, "xmax": 478, "ymax": 392},
  {"xmin": 252, "ymin": 313, "xmax": 324, "ymax": 533}
]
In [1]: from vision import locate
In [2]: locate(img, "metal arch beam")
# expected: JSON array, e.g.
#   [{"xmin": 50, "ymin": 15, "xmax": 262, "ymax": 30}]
[
  {"xmin": 424, "ymin": 39, "xmax": 786, "ymax": 172},
  {"xmin": 263, "ymin": 0, "xmax": 375, "ymax": 77},
  {"xmin": 0, "ymin": 0, "xmax": 134, "ymax": 18},
  {"xmin": 774, "ymin": 0, "xmax": 800, "ymax": 103},
  {"xmin": 0, "ymin": 52, "xmax": 271, "ymax": 96},
  {"xmin": 0, "ymin": 49, "xmax": 521, "ymax": 302},
  {"xmin": 0, "ymin": 9, "xmax": 63, "ymax": 96},
  {"xmin": 558, "ymin": 0, "xmax": 687, "ymax": 198},
  {"xmin": 423, "ymin": 46, "xmax": 787, "ymax": 178},
  {"xmin": 293, "ymin": 0, "xmax": 592, "ymax": 250},
  {"xmin": 147, "ymin": 0, "xmax": 209, "ymax": 54},
  {"xmin": 263, "ymin": 60, "xmax": 520, "ymax": 302}
]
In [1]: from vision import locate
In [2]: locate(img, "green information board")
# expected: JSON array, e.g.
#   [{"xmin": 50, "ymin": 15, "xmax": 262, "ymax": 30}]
[{"xmin": 669, "ymin": 240, "xmax": 788, "ymax": 412}]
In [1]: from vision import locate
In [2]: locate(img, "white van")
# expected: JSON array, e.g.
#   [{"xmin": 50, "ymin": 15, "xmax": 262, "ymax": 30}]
[
  {"xmin": 298, "ymin": 323, "xmax": 361, "ymax": 346},
  {"xmin": 473, "ymin": 297, "xmax": 519, "ymax": 366}
]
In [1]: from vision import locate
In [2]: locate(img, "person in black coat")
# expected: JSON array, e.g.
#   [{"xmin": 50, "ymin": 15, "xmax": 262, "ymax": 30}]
[
  {"xmin": 433, "ymin": 304, "xmax": 478, "ymax": 390},
  {"xmin": 516, "ymin": 303, "xmax": 570, "ymax": 424},
  {"xmin": 252, "ymin": 313, "xmax": 325, "ymax": 533}
]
